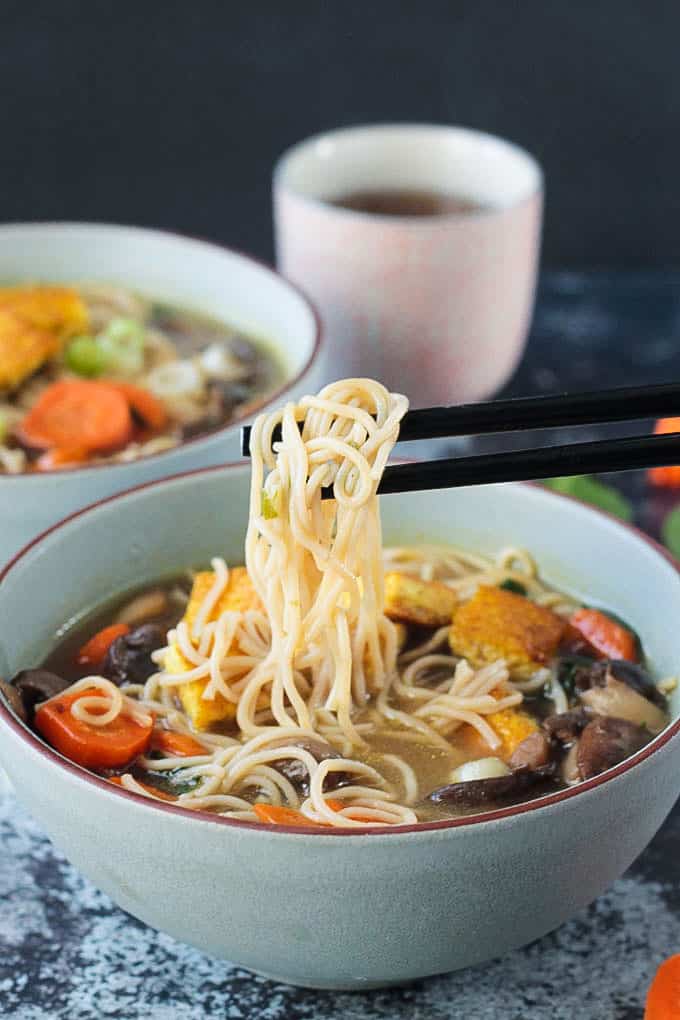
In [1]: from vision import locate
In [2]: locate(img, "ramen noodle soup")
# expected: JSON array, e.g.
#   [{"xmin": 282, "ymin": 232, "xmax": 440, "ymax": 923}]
[
  {"xmin": 2, "ymin": 380, "xmax": 672, "ymax": 827},
  {"xmin": 0, "ymin": 283, "xmax": 282, "ymax": 473}
]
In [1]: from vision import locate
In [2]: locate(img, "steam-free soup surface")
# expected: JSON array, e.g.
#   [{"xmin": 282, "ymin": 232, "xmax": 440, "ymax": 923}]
[{"xmin": 0, "ymin": 283, "xmax": 283, "ymax": 474}]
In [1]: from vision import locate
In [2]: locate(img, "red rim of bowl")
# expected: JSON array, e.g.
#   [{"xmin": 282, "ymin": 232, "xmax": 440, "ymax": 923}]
[
  {"xmin": 1, "ymin": 463, "xmax": 679, "ymax": 837},
  {"xmin": 0, "ymin": 221, "xmax": 323, "ymax": 481}
]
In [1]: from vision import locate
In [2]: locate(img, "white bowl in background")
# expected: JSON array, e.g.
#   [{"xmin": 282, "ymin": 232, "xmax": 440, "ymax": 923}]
[{"xmin": 0, "ymin": 222, "xmax": 322, "ymax": 565}]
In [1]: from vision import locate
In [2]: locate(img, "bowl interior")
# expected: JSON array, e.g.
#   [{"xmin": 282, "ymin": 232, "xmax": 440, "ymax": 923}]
[
  {"xmin": 1, "ymin": 467, "xmax": 679, "ymax": 729},
  {"xmin": 0, "ymin": 222, "xmax": 318, "ymax": 379}
]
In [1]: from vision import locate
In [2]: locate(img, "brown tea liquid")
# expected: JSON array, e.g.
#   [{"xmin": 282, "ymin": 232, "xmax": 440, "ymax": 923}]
[{"xmin": 330, "ymin": 189, "xmax": 485, "ymax": 217}]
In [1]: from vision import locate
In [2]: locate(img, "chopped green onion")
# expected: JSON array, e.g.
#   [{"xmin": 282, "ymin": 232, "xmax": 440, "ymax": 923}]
[
  {"xmin": 97, "ymin": 317, "xmax": 146, "ymax": 376},
  {"xmin": 261, "ymin": 490, "xmax": 278, "ymax": 520},
  {"xmin": 499, "ymin": 578, "xmax": 527, "ymax": 596},
  {"xmin": 64, "ymin": 335, "xmax": 107, "ymax": 377},
  {"xmin": 0, "ymin": 411, "xmax": 6, "ymax": 444}
]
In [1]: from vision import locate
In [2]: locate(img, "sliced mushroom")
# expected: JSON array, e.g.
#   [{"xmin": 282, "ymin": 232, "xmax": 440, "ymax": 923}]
[
  {"xmin": 543, "ymin": 706, "xmax": 593, "ymax": 745},
  {"xmin": 269, "ymin": 737, "xmax": 348, "ymax": 795},
  {"xmin": 10, "ymin": 669, "xmax": 69, "ymax": 719},
  {"xmin": 561, "ymin": 743, "xmax": 581, "ymax": 785},
  {"xmin": 103, "ymin": 624, "xmax": 164, "ymax": 686},
  {"xmin": 0, "ymin": 678, "xmax": 27, "ymax": 722},
  {"xmin": 580, "ymin": 677, "xmax": 667, "ymax": 734},
  {"xmin": 509, "ymin": 731, "xmax": 552, "ymax": 771},
  {"xmin": 576, "ymin": 716, "xmax": 648, "ymax": 780},
  {"xmin": 428, "ymin": 764, "xmax": 557, "ymax": 808},
  {"xmin": 573, "ymin": 658, "xmax": 666, "ymax": 709},
  {"xmin": 115, "ymin": 589, "xmax": 169, "ymax": 627}
]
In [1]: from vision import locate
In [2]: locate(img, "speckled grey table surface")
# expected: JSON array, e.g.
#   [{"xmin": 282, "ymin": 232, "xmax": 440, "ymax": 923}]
[{"xmin": 2, "ymin": 270, "xmax": 680, "ymax": 1020}]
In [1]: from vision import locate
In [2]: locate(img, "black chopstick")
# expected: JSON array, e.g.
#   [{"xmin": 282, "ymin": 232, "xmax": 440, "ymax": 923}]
[
  {"xmin": 241, "ymin": 381, "xmax": 680, "ymax": 455},
  {"xmin": 319, "ymin": 431, "xmax": 680, "ymax": 499}
]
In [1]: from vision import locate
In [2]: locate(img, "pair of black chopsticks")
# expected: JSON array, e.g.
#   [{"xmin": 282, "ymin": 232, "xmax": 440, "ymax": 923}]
[{"xmin": 240, "ymin": 382, "xmax": 680, "ymax": 497}]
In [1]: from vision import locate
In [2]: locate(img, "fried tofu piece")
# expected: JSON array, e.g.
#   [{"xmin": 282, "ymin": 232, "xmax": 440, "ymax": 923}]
[
  {"xmin": 0, "ymin": 310, "xmax": 62, "ymax": 391},
  {"xmin": 167, "ymin": 566, "xmax": 262, "ymax": 730},
  {"xmin": 450, "ymin": 585, "xmax": 565, "ymax": 679},
  {"xmin": 164, "ymin": 642, "xmax": 237, "ymax": 730},
  {"xmin": 486, "ymin": 706, "xmax": 539, "ymax": 759},
  {"xmin": 184, "ymin": 567, "xmax": 261, "ymax": 636},
  {"xmin": 384, "ymin": 572, "xmax": 458, "ymax": 628},
  {"xmin": 0, "ymin": 287, "xmax": 89, "ymax": 391},
  {"xmin": 0, "ymin": 286, "xmax": 88, "ymax": 339}
]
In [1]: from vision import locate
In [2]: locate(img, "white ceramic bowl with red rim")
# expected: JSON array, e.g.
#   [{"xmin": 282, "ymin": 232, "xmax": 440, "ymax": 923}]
[
  {"xmin": 0, "ymin": 465, "xmax": 678, "ymax": 989},
  {"xmin": 0, "ymin": 222, "xmax": 323, "ymax": 567}
]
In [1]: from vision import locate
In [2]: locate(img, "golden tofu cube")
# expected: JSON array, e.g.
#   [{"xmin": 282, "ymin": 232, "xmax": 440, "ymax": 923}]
[
  {"xmin": 384, "ymin": 572, "xmax": 457, "ymax": 628},
  {"xmin": 169, "ymin": 566, "xmax": 261, "ymax": 730},
  {"xmin": 0, "ymin": 286, "xmax": 88, "ymax": 340},
  {"xmin": 184, "ymin": 566, "xmax": 261, "ymax": 636},
  {"xmin": 450, "ymin": 585, "xmax": 565, "ymax": 678},
  {"xmin": 0, "ymin": 309, "xmax": 62, "ymax": 391},
  {"xmin": 486, "ymin": 706, "xmax": 539, "ymax": 758},
  {"xmin": 164, "ymin": 643, "xmax": 236, "ymax": 730}
]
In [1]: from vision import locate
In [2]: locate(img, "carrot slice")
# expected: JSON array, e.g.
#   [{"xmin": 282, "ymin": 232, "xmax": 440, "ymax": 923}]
[
  {"xmin": 111, "ymin": 383, "xmax": 168, "ymax": 431},
  {"xmin": 34, "ymin": 687, "xmax": 153, "ymax": 770},
  {"xmin": 18, "ymin": 380, "xmax": 132, "ymax": 453},
  {"xmin": 570, "ymin": 608, "xmax": 638, "ymax": 662},
  {"xmin": 36, "ymin": 446, "xmax": 90, "ymax": 471},
  {"xmin": 77, "ymin": 624, "xmax": 130, "ymax": 670},
  {"xmin": 645, "ymin": 954, "xmax": 680, "ymax": 1018},
  {"xmin": 649, "ymin": 419, "xmax": 680, "ymax": 487},
  {"xmin": 150, "ymin": 730, "xmax": 208, "ymax": 757},
  {"xmin": 109, "ymin": 774, "xmax": 176, "ymax": 801},
  {"xmin": 253, "ymin": 799, "xmax": 344, "ymax": 827}
]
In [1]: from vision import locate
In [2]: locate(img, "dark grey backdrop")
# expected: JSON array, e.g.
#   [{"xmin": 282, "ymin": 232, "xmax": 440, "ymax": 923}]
[{"xmin": 2, "ymin": 1, "xmax": 678, "ymax": 267}]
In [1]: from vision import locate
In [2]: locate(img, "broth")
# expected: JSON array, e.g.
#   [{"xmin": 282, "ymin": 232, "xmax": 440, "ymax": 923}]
[
  {"xmin": 0, "ymin": 284, "xmax": 284, "ymax": 474},
  {"xmin": 22, "ymin": 544, "xmax": 670, "ymax": 828}
]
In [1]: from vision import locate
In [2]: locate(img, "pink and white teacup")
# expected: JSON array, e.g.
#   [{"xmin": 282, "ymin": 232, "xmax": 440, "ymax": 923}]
[{"xmin": 274, "ymin": 123, "xmax": 543, "ymax": 407}]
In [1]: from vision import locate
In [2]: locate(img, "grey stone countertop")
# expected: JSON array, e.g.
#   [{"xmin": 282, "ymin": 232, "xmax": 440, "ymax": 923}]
[{"xmin": 2, "ymin": 270, "xmax": 680, "ymax": 1019}]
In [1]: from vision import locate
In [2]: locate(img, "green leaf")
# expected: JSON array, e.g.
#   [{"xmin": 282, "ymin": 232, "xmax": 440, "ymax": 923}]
[
  {"xmin": 543, "ymin": 476, "xmax": 633, "ymax": 522},
  {"xmin": 662, "ymin": 505, "xmax": 680, "ymax": 558}
]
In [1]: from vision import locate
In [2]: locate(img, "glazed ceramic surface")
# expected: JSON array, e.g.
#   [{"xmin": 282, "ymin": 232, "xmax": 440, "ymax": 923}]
[
  {"xmin": 0, "ymin": 223, "xmax": 322, "ymax": 567},
  {"xmin": 0, "ymin": 467, "xmax": 678, "ymax": 989},
  {"xmin": 274, "ymin": 124, "xmax": 542, "ymax": 407}
]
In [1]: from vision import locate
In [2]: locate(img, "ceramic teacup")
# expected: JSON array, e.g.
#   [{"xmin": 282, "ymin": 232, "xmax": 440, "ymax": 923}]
[{"xmin": 274, "ymin": 123, "xmax": 542, "ymax": 407}]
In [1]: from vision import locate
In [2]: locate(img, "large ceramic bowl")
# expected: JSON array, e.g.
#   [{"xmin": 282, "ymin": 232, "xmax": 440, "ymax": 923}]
[
  {"xmin": 0, "ymin": 466, "xmax": 678, "ymax": 990},
  {"xmin": 0, "ymin": 222, "xmax": 322, "ymax": 566}
]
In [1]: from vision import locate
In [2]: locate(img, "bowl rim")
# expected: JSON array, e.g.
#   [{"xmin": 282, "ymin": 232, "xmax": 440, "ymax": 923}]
[
  {"xmin": 0, "ymin": 221, "xmax": 323, "ymax": 483},
  {"xmin": 1, "ymin": 461, "xmax": 679, "ymax": 838}
]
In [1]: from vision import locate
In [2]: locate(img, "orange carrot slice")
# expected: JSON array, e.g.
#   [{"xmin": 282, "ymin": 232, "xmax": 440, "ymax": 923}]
[
  {"xmin": 570, "ymin": 608, "xmax": 638, "ymax": 662},
  {"xmin": 253, "ymin": 799, "xmax": 344, "ymax": 827},
  {"xmin": 645, "ymin": 954, "xmax": 680, "ymax": 1018},
  {"xmin": 649, "ymin": 418, "xmax": 680, "ymax": 487},
  {"xmin": 35, "ymin": 686, "xmax": 153, "ymax": 770},
  {"xmin": 36, "ymin": 446, "xmax": 90, "ymax": 471},
  {"xmin": 77, "ymin": 624, "xmax": 130, "ymax": 670},
  {"xmin": 19, "ymin": 380, "xmax": 132, "ymax": 453},
  {"xmin": 112, "ymin": 383, "xmax": 168, "ymax": 431},
  {"xmin": 150, "ymin": 730, "xmax": 208, "ymax": 758}
]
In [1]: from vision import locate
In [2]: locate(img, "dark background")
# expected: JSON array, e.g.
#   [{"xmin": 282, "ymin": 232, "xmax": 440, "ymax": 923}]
[{"xmin": 2, "ymin": 0, "xmax": 678, "ymax": 268}]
